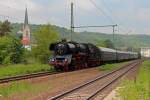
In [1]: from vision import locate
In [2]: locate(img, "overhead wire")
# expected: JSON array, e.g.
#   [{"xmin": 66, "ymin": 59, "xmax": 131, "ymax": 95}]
[
  {"xmin": 100, "ymin": 0, "xmax": 133, "ymax": 34},
  {"xmin": 0, "ymin": 14, "xmax": 22, "ymax": 21},
  {"xmin": 0, "ymin": 0, "xmax": 133, "ymax": 35},
  {"xmin": 71, "ymin": 1, "xmax": 113, "ymax": 34},
  {"xmin": 0, "ymin": 3, "xmax": 24, "ymax": 22},
  {"xmin": 89, "ymin": 0, "xmax": 134, "ymax": 34},
  {"xmin": 89, "ymin": 0, "xmax": 115, "ymax": 24},
  {"xmin": 73, "ymin": 1, "xmax": 108, "ymax": 26}
]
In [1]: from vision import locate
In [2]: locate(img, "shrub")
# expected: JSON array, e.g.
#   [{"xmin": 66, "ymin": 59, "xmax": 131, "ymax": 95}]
[
  {"xmin": 0, "ymin": 36, "xmax": 24, "ymax": 64},
  {"xmin": 32, "ymin": 25, "xmax": 59, "ymax": 64}
]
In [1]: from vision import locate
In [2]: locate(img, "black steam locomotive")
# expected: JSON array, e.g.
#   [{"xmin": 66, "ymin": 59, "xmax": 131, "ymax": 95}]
[{"xmin": 49, "ymin": 40, "xmax": 140, "ymax": 71}]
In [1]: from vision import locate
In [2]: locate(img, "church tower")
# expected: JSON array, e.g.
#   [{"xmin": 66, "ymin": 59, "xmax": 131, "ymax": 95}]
[{"xmin": 21, "ymin": 8, "xmax": 31, "ymax": 50}]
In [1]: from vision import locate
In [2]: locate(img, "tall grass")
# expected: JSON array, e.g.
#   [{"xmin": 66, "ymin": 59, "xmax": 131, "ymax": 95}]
[
  {"xmin": 0, "ymin": 82, "xmax": 31, "ymax": 96},
  {"xmin": 0, "ymin": 64, "xmax": 54, "ymax": 79},
  {"xmin": 119, "ymin": 60, "xmax": 150, "ymax": 100},
  {"xmin": 0, "ymin": 81, "xmax": 52, "ymax": 97}
]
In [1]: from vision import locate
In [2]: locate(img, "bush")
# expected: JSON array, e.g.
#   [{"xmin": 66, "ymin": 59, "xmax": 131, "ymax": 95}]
[
  {"xmin": 32, "ymin": 25, "xmax": 59, "ymax": 64},
  {"xmin": 0, "ymin": 36, "xmax": 24, "ymax": 64}
]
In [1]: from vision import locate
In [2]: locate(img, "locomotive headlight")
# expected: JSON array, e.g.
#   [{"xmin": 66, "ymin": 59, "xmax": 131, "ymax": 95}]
[
  {"xmin": 51, "ymin": 58, "xmax": 55, "ymax": 62},
  {"xmin": 64, "ymin": 58, "xmax": 68, "ymax": 62}
]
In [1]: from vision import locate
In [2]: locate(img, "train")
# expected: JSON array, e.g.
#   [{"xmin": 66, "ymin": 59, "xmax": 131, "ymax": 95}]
[{"xmin": 49, "ymin": 40, "xmax": 140, "ymax": 71}]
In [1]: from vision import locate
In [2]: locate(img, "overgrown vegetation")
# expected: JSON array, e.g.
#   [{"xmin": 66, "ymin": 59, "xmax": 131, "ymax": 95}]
[
  {"xmin": 0, "ymin": 21, "xmax": 59, "ymax": 77},
  {"xmin": 0, "ymin": 82, "xmax": 32, "ymax": 96},
  {"xmin": 0, "ymin": 20, "xmax": 12, "ymax": 37},
  {"xmin": 32, "ymin": 24, "xmax": 59, "ymax": 64},
  {"xmin": 0, "ymin": 20, "xmax": 24, "ymax": 65},
  {"xmin": 0, "ymin": 81, "xmax": 52, "ymax": 97},
  {"xmin": 0, "ymin": 64, "xmax": 54, "ymax": 78},
  {"xmin": 119, "ymin": 60, "xmax": 150, "ymax": 100}
]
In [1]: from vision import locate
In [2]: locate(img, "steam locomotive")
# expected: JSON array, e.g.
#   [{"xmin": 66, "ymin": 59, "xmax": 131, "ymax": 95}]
[{"xmin": 49, "ymin": 40, "xmax": 140, "ymax": 71}]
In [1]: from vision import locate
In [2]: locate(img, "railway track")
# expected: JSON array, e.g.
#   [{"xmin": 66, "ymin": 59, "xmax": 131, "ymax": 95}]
[
  {"xmin": 50, "ymin": 60, "xmax": 142, "ymax": 100},
  {"xmin": 0, "ymin": 71, "xmax": 59, "ymax": 84},
  {"xmin": 0, "ymin": 61, "xmax": 133, "ymax": 84}
]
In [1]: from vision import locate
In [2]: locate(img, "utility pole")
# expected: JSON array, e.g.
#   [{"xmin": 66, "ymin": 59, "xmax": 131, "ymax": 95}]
[
  {"xmin": 73, "ymin": 24, "xmax": 118, "ymax": 43},
  {"xmin": 125, "ymin": 30, "xmax": 132, "ymax": 51},
  {"xmin": 112, "ymin": 25, "xmax": 117, "ymax": 48},
  {"xmin": 70, "ymin": 2, "xmax": 74, "ymax": 41},
  {"xmin": 75, "ymin": 25, "xmax": 117, "ymax": 47},
  {"xmin": 112, "ymin": 25, "xmax": 118, "ymax": 62}
]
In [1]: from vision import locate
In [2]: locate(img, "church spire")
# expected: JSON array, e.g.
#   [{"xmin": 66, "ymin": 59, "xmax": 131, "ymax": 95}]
[
  {"xmin": 21, "ymin": 7, "xmax": 31, "ymax": 50},
  {"xmin": 24, "ymin": 8, "xmax": 28, "ymax": 28}
]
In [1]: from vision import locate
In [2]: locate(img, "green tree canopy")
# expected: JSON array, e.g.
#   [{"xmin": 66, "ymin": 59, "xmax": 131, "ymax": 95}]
[
  {"xmin": 97, "ymin": 39, "xmax": 114, "ymax": 48},
  {"xmin": 0, "ymin": 20, "xmax": 12, "ymax": 37},
  {"xmin": 103, "ymin": 39, "xmax": 114, "ymax": 48},
  {"xmin": 0, "ymin": 36, "xmax": 24, "ymax": 64},
  {"xmin": 33, "ymin": 24, "xmax": 59, "ymax": 63}
]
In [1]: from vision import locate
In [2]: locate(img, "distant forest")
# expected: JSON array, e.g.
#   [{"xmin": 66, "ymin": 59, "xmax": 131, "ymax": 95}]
[{"xmin": 12, "ymin": 23, "xmax": 150, "ymax": 50}]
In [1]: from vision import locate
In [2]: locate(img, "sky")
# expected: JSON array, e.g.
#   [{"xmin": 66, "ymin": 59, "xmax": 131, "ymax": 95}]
[{"xmin": 0, "ymin": 0, "xmax": 150, "ymax": 34}]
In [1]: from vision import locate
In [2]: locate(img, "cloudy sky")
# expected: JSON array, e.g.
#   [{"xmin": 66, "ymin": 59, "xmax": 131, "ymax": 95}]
[{"xmin": 0, "ymin": 0, "xmax": 150, "ymax": 34}]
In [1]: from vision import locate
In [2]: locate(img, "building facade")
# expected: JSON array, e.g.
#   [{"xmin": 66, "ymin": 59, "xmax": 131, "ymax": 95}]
[{"xmin": 141, "ymin": 47, "xmax": 150, "ymax": 57}]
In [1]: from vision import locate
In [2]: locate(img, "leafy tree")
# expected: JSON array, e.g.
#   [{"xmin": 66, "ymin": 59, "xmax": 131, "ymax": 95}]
[
  {"xmin": 97, "ymin": 40, "xmax": 107, "ymax": 47},
  {"xmin": 0, "ymin": 20, "xmax": 12, "ymax": 37},
  {"xmin": 0, "ymin": 36, "xmax": 24, "ymax": 64},
  {"xmin": 103, "ymin": 39, "xmax": 114, "ymax": 48},
  {"xmin": 33, "ymin": 24, "xmax": 59, "ymax": 63},
  {"xmin": 97, "ymin": 39, "xmax": 114, "ymax": 48}
]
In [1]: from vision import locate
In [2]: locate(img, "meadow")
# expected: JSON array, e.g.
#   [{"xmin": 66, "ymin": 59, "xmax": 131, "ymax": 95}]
[
  {"xmin": 0, "ymin": 64, "xmax": 54, "ymax": 79},
  {"xmin": 99, "ymin": 61, "xmax": 128, "ymax": 71},
  {"xmin": 119, "ymin": 60, "xmax": 150, "ymax": 100}
]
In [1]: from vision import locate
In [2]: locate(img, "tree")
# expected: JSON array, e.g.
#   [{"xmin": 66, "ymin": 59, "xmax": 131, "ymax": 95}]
[
  {"xmin": 97, "ymin": 39, "xmax": 114, "ymax": 48},
  {"xmin": 104, "ymin": 39, "xmax": 114, "ymax": 48},
  {"xmin": 97, "ymin": 40, "xmax": 107, "ymax": 47},
  {"xmin": 0, "ymin": 20, "xmax": 12, "ymax": 37},
  {"xmin": 0, "ymin": 36, "xmax": 24, "ymax": 64},
  {"xmin": 33, "ymin": 24, "xmax": 59, "ymax": 63}
]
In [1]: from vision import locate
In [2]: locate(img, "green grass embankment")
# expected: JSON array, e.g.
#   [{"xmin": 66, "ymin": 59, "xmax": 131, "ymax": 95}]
[
  {"xmin": 0, "ymin": 64, "xmax": 54, "ymax": 79},
  {"xmin": 0, "ymin": 61, "xmax": 133, "ymax": 98},
  {"xmin": 119, "ymin": 60, "xmax": 150, "ymax": 100},
  {"xmin": 99, "ymin": 61, "xmax": 129, "ymax": 71}
]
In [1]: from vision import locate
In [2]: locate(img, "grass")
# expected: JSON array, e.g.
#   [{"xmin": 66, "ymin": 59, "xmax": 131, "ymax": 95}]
[
  {"xmin": 0, "ymin": 61, "xmax": 134, "ymax": 99},
  {"xmin": 0, "ymin": 81, "xmax": 52, "ymax": 98},
  {"xmin": 118, "ymin": 60, "xmax": 150, "ymax": 100},
  {"xmin": 0, "ymin": 61, "xmax": 128, "ymax": 79},
  {"xmin": 0, "ymin": 64, "xmax": 55, "ymax": 79},
  {"xmin": 0, "ymin": 82, "xmax": 32, "ymax": 96},
  {"xmin": 98, "ymin": 61, "xmax": 128, "ymax": 71}
]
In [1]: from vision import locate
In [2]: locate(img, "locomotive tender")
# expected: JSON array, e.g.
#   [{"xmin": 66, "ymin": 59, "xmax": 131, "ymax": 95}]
[{"xmin": 49, "ymin": 40, "xmax": 139, "ymax": 71}]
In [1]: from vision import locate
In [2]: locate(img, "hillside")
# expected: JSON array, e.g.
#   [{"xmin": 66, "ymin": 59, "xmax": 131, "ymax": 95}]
[{"xmin": 12, "ymin": 23, "xmax": 150, "ymax": 48}]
